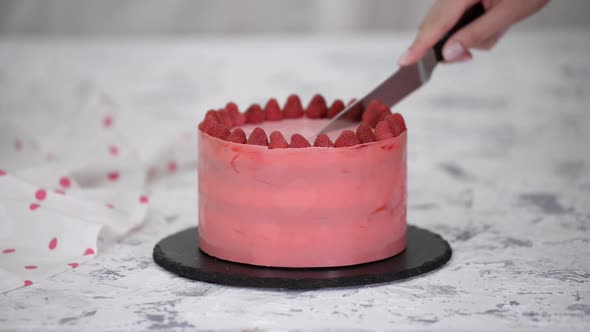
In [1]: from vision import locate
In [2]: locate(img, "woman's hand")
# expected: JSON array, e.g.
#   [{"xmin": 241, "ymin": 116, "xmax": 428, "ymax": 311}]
[{"xmin": 398, "ymin": 0, "xmax": 550, "ymax": 65}]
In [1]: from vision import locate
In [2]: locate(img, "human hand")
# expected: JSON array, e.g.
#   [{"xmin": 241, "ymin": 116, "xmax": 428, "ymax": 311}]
[{"xmin": 398, "ymin": 0, "xmax": 550, "ymax": 65}]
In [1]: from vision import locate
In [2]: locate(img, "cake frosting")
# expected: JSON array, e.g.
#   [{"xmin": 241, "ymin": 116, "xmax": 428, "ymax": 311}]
[{"xmin": 197, "ymin": 95, "xmax": 407, "ymax": 268}]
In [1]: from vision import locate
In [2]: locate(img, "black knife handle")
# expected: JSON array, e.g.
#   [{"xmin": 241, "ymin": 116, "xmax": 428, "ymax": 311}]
[{"xmin": 433, "ymin": 2, "xmax": 486, "ymax": 62}]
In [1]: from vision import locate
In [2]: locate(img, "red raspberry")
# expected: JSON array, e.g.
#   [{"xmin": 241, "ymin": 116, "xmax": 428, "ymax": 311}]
[
  {"xmin": 245, "ymin": 104, "xmax": 265, "ymax": 124},
  {"xmin": 326, "ymin": 99, "xmax": 345, "ymax": 118},
  {"xmin": 375, "ymin": 121, "xmax": 394, "ymax": 140},
  {"xmin": 384, "ymin": 114, "xmax": 403, "ymax": 137},
  {"xmin": 226, "ymin": 128, "xmax": 247, "ymax": 144},
  {"xmin": 216, "ymin": 109, "xmax": 233, "ymax": 128},
  {"xmin": 265, "ymin": 98, "xmax": 283, "ymax": 121},
  {"xmin": 226, "ymin": 102, "xmax": 246, "ymax": 126},
  {"xmin": 269, "ymin": 131, "xmax": 289, "ymax": 149},
  {"xmin": 305, "ymin": 94, "xmax": 328, "ymax": 118},
  {"xmin": 289, "ymin": 134, "xmax": 311, "ymax": 148},
  {"xmin": 356, "ymin": 123, "xmax": 376, "ymax": 143},
  {"xmin": 198, "ymin": 120, "xmax": 215, "ymax": 133},
  {"xmin": 344, "ymin": 99, "xmax": 362, "ymax": 121},
  {"xmin": 198, "ymin": 110, "xmax": 219, "ymax": 132},
  {"xmin": 209, "ymin": 123, "xmax": 231, "ymax": 140},
  {"xmin": 334, "ymin": 130, "xmax": 360, "ymax": 147},
  {"xmin": 362, "ymin": 100, "xmax": 389, "ymax": 128},
  {"xmin": 313, "ymin": 134, "xmax": 334, "ymax": 147},
  {"xmin": 283, "ymin": 94, "xmax": 304, "ymax": 119},
  {"xmin": 392, "ymin": 112, "xmax": 407, "ymax": 130},
  {"xmin": 247, "ymin": 127, "xmax": 269, "ymax": 146}
]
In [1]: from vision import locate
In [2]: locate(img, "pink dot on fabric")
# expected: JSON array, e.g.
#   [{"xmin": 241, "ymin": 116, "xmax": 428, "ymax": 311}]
[
  {"xmin": 25, "ymin": 265, "xmax": 38, "ymax": 270},
  {"xmin": 14, "ymin": 139, "xmax": 22, "ymax": 151},
  {"xmin": 106, "ymin": 203, "xmax": 114, "ymax": 209},
  {"xmin": 109, "ymin": 146, "xmax": 119, "ymax": 156},
  {"xmin": 103, "ymin": 116, "xmax": 113, "ymax": 128},
  {"xmin": 139, "ymin": 195, "xmax": 149, "ymax": 204},
  {"xmin": 167, "ymin": 161, "xmax": 177, "ymax": 173},
  {"xmin": 59, "ymin": 177, "xmax": 71, "ymax": 188},
  {"xmin": 49, "ymin": 238, "xmax": 58, "ymax": 250},
  {"xmin": 84, "ymin": 248, "xmax": 95, "ymax": 256},
  {"xmin": 29, "ymin": 203, "xmax": 40, "ymax": 211},
  {"xmin": 0, "ymin": 169, "xmax": 6, "ymax": 176},
  {"xmin": 107, "ymin": 172, "xmax": 119, "ymax": 181},
  {"xmin": 24, "ymin": 280, "xmax": 33, "ymax": 287},
  {"xmin": 68, "ymin": 263, "xmax": 79, "ymax": 268},
  {"xmin": 2, "ymin": 248, "xmax": 15, "ymax": 254},
  {"xmin": 35, "ymin": 189, "xmax": 47, "ymax": 201}
]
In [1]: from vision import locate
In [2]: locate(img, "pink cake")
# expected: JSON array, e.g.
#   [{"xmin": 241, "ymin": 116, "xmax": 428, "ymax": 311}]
[{"xmin": 198, "ymin": 95, "xmax": 407, "ymax": 268}]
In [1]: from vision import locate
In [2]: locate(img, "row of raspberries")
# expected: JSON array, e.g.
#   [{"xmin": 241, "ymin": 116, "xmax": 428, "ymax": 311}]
[{"xmin": 198, "ymin": 94, "xmax": 406, "ymax": 149}]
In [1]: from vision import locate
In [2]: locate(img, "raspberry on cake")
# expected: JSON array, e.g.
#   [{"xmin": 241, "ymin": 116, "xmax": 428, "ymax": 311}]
[
  {"xmin": 313, "ymin": 134, "xmax": 334, "ymax": 147},
  {"xmin": 265, "ymin": 98, "xmax": 283, "ymax": 121},
  {"xmin": 283, "ymin": 94, "xmax": 304, "ymax": 119},
  {"xmin": 246, "ymin": 127, "xmax": 268, "ymax": 146},
  {"xmin": 197, "ymin": 95, "xmax": 407, "ymax": 268},
  {"xmin": 227, "ymin": 128, "xmax": 247, "ymax": 144},
  {"xmin": 269, "ymin": 131, "xmax": 289, "ymax": 149},
  {"xmin": 226, "ymin": 102, "xmax": 246, "ymax": 126},
  {"xmin": 356, "ymin": 123, "xmax": 376, "ymax": 144},
  {"xmin": 245, "ymin": 104, "xmax": 265, "ymax": 124},
  {"xmin": 289, "ymin": 134, "xmax": 311, "ymax": 148},
  {"xmin": 326, "ymin": 99, "xmax": 345, "ymax": 119},
  {"xmin": 305, "ymin": 94, "xmax": 328, "ymax": 119}
]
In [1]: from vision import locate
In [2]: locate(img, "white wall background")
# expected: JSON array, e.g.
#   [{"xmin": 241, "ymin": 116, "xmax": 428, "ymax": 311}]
[{"xmin": 0, "ymin": 0, "xmax": 588, "ymax": 36}]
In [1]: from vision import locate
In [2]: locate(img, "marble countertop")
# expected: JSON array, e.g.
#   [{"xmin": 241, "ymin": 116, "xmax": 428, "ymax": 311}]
[{"xmin": 1, "ymin": 30, "xmax": 589, "ymax": 331}]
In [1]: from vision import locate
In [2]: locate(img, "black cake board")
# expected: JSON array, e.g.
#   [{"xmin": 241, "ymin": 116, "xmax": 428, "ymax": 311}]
[{"xmin": 153, "ymin": 225, "xmax": 452, "ymax": 290}]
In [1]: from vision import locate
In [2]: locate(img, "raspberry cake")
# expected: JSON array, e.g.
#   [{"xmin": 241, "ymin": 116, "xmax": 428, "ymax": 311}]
[{"xmin": 198, "ymin": 94, "xmax": 407, "ymax": 268}]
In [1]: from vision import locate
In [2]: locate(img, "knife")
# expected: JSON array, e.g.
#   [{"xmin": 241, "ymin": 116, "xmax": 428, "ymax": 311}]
[{"xmin": 317, "ymin": 2, "xmax": 485, "ymax": 135}]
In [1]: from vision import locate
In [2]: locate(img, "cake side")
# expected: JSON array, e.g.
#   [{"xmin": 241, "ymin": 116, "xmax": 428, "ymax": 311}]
[{"xmin": 198, "ymin": 130, "xmax": 407, "ymax": 268}]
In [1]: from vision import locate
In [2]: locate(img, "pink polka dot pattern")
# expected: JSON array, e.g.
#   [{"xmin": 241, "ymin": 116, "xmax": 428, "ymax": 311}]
[
  {"xmin": 107, "ymin": 172, "xmax": 119, "ymax": 182},
  {"xmin": 84, "ymin": 248, "xmax": 95, "ymax": 256},
  {"xmin": 68, "ymin": 263, "xmax": 79, "ymax": 268},
  {"xmin": 14, "ymin": 139, "xmax": 23, "ymax": 151},
  {"xmin": 167, "ymin": 161, "xmax": 177, "ymax": 173},
  {"xmin": 109, "ymin": 146, "xmax": 119, "ymax": 156},
  {"xmin": 2, "ymin": 248, "xmax": 15, "ymax": 254},
  {"xmin": 24, "ymin": 280, "xmax": 33, "ymax": 287},
  {"xmin": 35, "ymin": 189, "xmax": 47, "ymax": 201},
  {"xmin": 139, "ymin": 195, "xmax": 149, "ymax": 204},
  {"xmin": 59, "ymin": 177, "xmax": 71, "ymax": 188},
  {"xmin": 29, "ymin": 203, "xmax": 40, "ymax": 211},
  {"xmin": 0, "ymin": 169, "xmax": 6, "ymax": 176},
  {"xmin": 49, "ymin": 238, "xmax": 58, "ymax": 250},
  {"xmin": 103, "ymin": 116, "xmax": 113, "ymax": 128},
  {"xmin": 24, "ymin": 265, "xmax": 38, "ymax": 270}
]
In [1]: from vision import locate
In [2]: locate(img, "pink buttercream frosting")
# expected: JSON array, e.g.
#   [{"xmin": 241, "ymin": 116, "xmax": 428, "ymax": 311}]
[{"xmin": 198, "ymin": 118, "xmax": 407, "ymax": 268}]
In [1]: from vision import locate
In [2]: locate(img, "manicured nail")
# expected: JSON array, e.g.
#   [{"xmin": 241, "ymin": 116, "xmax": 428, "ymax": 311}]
[
  {"xmin": 442, "ymin": 41, "xmax": 466, "ymax": 62},
  {"xmin": 397, "ymin": 49, "xmax": 411, "ymax": 66}
]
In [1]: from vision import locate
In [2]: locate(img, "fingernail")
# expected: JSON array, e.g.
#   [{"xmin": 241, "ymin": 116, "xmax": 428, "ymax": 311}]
[
  {"xmin": 442, "ymin": 41, "xmax": 466, "ymax": 62},
  {"xmin": 397, "ymin": 49, "xmax": 411, "ymax": 66}
]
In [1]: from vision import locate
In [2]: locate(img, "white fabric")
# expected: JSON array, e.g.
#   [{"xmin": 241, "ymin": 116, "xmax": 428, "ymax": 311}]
[{"xmin": 0, "ymin": 90, "xmax": 196, "ymax": 293}]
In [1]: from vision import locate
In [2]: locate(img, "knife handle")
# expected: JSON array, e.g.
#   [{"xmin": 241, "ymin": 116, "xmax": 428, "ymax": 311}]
[{"xmin": 433, "ymin": 2, "xmax": 486, "ymax": 62}]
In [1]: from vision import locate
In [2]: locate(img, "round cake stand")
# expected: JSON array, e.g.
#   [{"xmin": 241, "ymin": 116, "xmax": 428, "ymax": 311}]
[{"xmin": 153, "ymin": 225, "xmax": 452, "ymax": 290}]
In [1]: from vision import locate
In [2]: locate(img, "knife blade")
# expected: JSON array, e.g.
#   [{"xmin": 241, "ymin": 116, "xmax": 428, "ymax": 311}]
[{"xmin": 317, "ymin": 2, "xmax": 485, "ymax": 135}]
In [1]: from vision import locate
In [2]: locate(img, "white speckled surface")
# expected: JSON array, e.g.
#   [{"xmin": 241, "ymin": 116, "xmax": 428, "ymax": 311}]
[{"xmin": 1, "ymin": 30, "xmax": 589, "ymax": 331}]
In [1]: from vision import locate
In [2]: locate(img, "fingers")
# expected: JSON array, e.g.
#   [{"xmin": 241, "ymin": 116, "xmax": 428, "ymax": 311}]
[
  {"xmin": 398, "ymin": 0, "xmax": 479, "ymax": 66},
  {"xmin": 442, "ymin": 0, "xmax": 549, "ymax": 61},
  {"xmin": 399, "ymin": 0, "xmax": 550, "ymax": 65}
]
